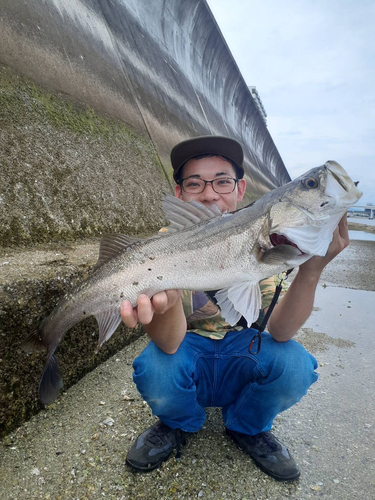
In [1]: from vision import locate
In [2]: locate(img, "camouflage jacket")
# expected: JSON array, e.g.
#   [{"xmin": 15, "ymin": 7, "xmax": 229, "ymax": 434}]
[{"xmin": 182, "ymin": 274, "xmax": 289, "ymax": 339}]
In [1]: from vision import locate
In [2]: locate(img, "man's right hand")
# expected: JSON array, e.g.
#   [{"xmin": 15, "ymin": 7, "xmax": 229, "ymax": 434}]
[{"xmin": 121, "ymin": 290, "xmax": 182, "ymax": 328}]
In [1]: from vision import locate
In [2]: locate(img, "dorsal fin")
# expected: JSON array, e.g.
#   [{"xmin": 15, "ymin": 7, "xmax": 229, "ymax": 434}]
[
  {"xmin": 95, "ymin": 233, "xmax": 142, "ymax": 268},
  {"xmin": 161, "ymin": 194, "xmax": 223, "ymax": 234}
]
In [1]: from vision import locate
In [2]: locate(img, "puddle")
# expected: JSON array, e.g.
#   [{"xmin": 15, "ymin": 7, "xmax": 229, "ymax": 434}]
[
  {"xmin": 348, "ymin": 217, "xmax": 375, "ymax": 227},
  {"xmin": 349, "ymin": 230, "xmax": 375, "ymax": 241},
  {"xmin": 303, "ymin": 286, "xmax": 375, "ymax": 349}
]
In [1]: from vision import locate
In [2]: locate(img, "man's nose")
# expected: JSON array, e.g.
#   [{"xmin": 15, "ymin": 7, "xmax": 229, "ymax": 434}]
[{"xmin": 201, "ymin": 181, "xmax": 220, "ymax": 200}]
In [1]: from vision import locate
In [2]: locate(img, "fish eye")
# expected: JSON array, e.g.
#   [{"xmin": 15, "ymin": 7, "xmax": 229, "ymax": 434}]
[{"xmin": 302, "ymin": 177, "xmax": 319, "ymax": 189}]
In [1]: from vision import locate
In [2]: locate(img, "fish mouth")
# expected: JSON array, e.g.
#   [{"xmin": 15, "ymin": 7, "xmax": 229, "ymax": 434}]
[
  {"xmin": 269, "ymin": 233, "xmax": 306, "ymax": 255},
  {"xmin": 325, "ymin": 161, "xmax": 363, "ymax": 202},
  {"xmin": 328, "ymin": 168, "xmax": 349, "ymax": 192}
]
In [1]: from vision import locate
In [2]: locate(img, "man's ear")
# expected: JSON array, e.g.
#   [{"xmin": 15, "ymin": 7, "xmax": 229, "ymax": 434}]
[
  {"xmin": 236, "ymin": 179, "xmax": 246, "ymax": 203},
  {"xmin": 175, "ymin": 184, "xmax": 183, "ymax": 199}
]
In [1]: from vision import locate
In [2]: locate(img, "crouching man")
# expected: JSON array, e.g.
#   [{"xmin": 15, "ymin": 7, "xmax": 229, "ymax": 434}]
[{"xmin": 121, "ymin": 135, "xmax": 349, "ymax": 481}]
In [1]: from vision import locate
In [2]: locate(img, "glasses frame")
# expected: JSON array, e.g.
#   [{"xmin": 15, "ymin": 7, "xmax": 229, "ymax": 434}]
[{"xmin": 178, "ymin": 176, "xmax": 239, "ymax": 194}]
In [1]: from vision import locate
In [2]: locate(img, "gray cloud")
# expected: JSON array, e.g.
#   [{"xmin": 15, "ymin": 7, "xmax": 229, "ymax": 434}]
[{"xmin": 207, "ymin": 0, "xmax": 375, "ymax": 204}]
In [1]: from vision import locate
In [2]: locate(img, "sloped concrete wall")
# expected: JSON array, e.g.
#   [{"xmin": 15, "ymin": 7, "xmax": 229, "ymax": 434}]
[
  {"xmin": 0, "ymin": 65, "xmax": 168, "ymax": 248},
  {"xmin": 0, "ymin": 1, "xmax": 290, "ymax": 240},
  {"xmin": 0, "ymin": 0, "xmax": 290, "ymax": 437}
]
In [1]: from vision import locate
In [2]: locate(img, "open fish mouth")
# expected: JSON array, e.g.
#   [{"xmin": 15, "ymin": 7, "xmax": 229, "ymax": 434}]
[{"xmin": 269, "ymin": 233, "xmax": 306, "ymax": 255}]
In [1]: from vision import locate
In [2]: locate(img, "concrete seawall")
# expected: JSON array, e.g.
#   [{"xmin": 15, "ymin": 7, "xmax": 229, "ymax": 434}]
[
  {"xmin": 1, "ymin": 0, "xmax": 290, "ymax": 227},
  {"xmin": 0, "ymin": 0, "xmax": 289, "ymax": 437}
]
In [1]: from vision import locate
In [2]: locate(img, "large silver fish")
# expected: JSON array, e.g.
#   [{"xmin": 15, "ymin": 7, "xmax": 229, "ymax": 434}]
[{"xmin": 22, "ymin": 161, "xmax": 362, "ymax": 404}]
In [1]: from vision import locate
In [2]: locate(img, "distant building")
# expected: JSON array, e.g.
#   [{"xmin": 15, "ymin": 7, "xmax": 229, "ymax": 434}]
[
  {"xmin": 365, "ymin": 203, "xmax": 375, "ymax": 217},
  {"xmin": 348, "ymin": 203, "xmax": 375, "ymax": 219},
  {"xmin": 249, "ymin": 86, "xmax": 267, "ymax": 126}
]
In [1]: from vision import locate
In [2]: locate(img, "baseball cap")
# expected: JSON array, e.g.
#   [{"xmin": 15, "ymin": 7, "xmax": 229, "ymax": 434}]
[{"xmin": 170, "ymin": 135, "xmax": 244, "ymax": 182}]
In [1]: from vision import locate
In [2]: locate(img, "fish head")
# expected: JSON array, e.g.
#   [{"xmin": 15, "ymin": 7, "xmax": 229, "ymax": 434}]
[
  {"xmin": 281, "ymin": 161, "xmax": 362, "ymax": 217},
  {"xmin": 267, "ymin": 161, "xmax": 362, "ymax": 260}
]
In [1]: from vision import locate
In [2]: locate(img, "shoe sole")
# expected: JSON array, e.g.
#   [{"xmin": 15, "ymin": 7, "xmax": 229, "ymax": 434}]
[
  {"xmin": 226, "ymin": 429, "xmax": 301, "ymax": 482},
  {"xmin": 126, "ymin": 452, "xmax": 173, "ymax": 472}
]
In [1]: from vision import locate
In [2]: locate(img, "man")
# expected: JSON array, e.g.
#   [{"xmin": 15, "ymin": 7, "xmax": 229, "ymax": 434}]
[{"xmin": 121, "ymin": 135, "xmax": 349, "ymax": 481}]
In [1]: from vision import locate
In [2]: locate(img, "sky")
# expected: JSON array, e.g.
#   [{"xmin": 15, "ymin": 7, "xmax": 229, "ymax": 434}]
[{"xmin": 207, "ymin": 0, "xmax": 375, "ymax": 205}]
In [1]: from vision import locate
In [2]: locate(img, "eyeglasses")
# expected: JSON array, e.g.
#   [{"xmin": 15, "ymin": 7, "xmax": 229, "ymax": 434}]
[{"xmin": 179, "ymin": 176, "xmax": 239, "ymax": 194}]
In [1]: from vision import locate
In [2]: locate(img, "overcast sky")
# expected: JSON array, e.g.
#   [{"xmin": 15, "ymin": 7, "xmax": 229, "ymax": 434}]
[{"xmin": 207, "ymin": 0, "xmax": 375, "ymax": 205}]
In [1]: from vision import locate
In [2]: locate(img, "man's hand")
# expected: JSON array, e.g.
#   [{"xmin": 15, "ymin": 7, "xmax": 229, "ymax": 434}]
[
  {"xmin": 121, "ymin": 289, "xmax": 185, "ymax": 354},
  {"xmin": 299, "ymin": 214, "xmax": 349, "ymax": 276},
  {"xmin": 267, "ymin": 214, "xmax": 350, "ymax": 341},
  {"xmin": 121, "ymin": 290, "xmax": 182, "ymax": 328}
]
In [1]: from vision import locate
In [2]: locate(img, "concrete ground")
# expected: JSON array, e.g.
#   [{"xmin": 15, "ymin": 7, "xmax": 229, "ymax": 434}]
[{"xmin": 1, "ymin": 236, "xmax": 374, "ymax": 500}]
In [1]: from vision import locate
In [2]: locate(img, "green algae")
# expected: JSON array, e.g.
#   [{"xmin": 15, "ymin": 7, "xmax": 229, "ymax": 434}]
[
  {"xmin": 0, "ymin": 65, "xmax": 143, "ymax": 142},
  {"xmin": 0, "ymin": 64, "xmax": 169, "ymax": 248}
]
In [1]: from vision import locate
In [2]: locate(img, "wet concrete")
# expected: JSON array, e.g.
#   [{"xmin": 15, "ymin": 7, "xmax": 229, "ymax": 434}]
[{"xmin": 1, "ymin": 239, "xmax": 374, "ymax": 499}]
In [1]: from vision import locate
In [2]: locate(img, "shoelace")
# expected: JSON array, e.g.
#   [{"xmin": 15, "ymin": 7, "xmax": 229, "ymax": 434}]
[
  {"xmin": 146, "ymin": 423, "xmax": 186, "ymax": 458},
  {"xmin": 146, "ymin": 422, "xmax": 171, "ymax": 446},
  {"xmin": 255, "ymin": 432, "xmax": 279, "ymax": 453}
]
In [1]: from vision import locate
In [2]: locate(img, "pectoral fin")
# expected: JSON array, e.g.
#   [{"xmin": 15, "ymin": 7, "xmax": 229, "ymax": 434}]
[
  {"xmin": 215, "ymin": 281, "xmax": 261, "ymax": 327},
  {"xmin": 21, "ymin": 328, "xmax": 46, "ymax": 353},
  {"xmin": 214, "ymin": 288, "xmax": 243, "ymax": 326}
]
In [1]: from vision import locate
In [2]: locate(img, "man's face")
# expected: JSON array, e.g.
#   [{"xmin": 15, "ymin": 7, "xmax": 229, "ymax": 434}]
[{"xmin": 175, "ymin": 156, "xmax": 246, "ymax": 213}]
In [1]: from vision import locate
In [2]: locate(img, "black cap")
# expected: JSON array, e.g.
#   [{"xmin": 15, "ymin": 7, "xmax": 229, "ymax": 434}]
[{"xmin": 170, "ymin": 135, "xmax": 244, "ymax": 182}]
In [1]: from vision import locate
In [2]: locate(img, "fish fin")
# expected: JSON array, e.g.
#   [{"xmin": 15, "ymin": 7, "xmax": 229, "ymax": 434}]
[
  {"xmin": 261, "ymin": 245, "xmax": 301, "ymax": 265},
  {"xmin": 95, "ymin": 309, "xmax": 122, "ymax": 350},
  {"xmin": 215, "ymin": 282, "xmax": 261, "ymax": 327},
  {"xmin": 161, "ymin": 194, "xmax": 223, "ymax": 232},
  {"xmin": 214, "ymin": 288, "xmax": 242, "ymax": 326},
  {"xmin": 39, "ymin": 355, "xmax": 63, "ymax": 405},
  {"xmin": 21, "ymin": 328, "xmax": 46, "ymax": 353},
  {"xmin": 95, "ymin": 233, "xmax": 142, "ymax": 268},
  {"xmin": 188, "ymin": 199, "xmax": 223, "ymax": 216}
]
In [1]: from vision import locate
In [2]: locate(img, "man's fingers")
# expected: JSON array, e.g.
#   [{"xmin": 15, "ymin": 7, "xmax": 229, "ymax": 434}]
[
  {"xmin": 165, "ymin": 289, "xmax": 183, "ymax": 302},
  {"xmin": 152, "ymin": 290, "xmax": 182, "ymax": 314},
  {"xmin": 121, "ymin": 291, "xmax": 182, "ymax": 327},
  {"xmin": 121, "ymin": 295, "xmax": 156, "ymax": 327},
  {"xmin": 121, "ymin": 300, "xmax": 138, "ymax": 328},
  {"xmin": 151, "ymin": 291, "xmax": 169, "ymax": 314},
  {"xmin": 334, "ymin": 215, "xmax": 349, "ymax": 249},
  {"xmin": 136, "ymin": 294, "xmax": 155, "ymax": 325},
  {"xmin": 325, "ymin": 214, "xmax": 350, "ymax": 261},
  {"xmin": 338, "ymin": 213, "xmax": 349, "ymax": 241}
]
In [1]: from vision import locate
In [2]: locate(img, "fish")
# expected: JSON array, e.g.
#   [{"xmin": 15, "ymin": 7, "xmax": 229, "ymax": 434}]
[{"xmin": 21, "ymin": 160, "xmax": 362, "ymax": 404}]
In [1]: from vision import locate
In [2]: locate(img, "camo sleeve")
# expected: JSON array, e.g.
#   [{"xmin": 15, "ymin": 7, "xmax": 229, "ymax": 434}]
[
  {"xmin": 181, "ymin": 290, "xmax": 242, "ymax": 339},
  {"xmin": 181, "ymin": 274, "xmax": 289, "ymax": 339},
  {"xmin": 181, "ymin": 290, "xmax": 194, "ymax": 320},
  {"xmin": 259, "ymin": 272, "xmax": 290, "ymax": 312}
]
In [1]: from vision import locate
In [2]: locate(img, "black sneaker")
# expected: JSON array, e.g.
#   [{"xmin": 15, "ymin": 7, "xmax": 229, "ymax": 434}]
[
  {"xmin": 226, "ymin": 428, "xmax": 300, "ymax": 481},
  {"xmin": 126, "ymin": 420, "xmax": 187, "ymax": 472}
]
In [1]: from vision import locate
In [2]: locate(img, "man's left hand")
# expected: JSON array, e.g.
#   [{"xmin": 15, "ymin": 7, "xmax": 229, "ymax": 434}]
[{"xmin": 299, "ymin": 213, "xmax": 349, "ymax": 276}]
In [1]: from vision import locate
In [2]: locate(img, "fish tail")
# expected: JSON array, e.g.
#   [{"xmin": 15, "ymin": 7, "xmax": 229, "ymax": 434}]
[{"xmin": 39, "ymin": 354, "xmax": 63, "ymax": 405}]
